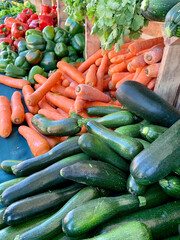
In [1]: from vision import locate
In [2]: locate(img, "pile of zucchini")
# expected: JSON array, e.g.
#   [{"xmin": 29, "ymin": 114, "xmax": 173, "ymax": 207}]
[{"xmin": 0, "ymin": 81, "xmax": 180, "ymax": 240}]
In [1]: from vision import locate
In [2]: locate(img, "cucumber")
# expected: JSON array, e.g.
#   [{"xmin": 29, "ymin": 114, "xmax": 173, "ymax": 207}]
[
  {"xmin": 135, "ymin": 138, "xmax": 151, "ymax": 149},
  {"xmin": 174, "ymin": 166, "xmax": 180, "ymax": 176},
  {"xmin": 130, "ymin": 119, "xmax": 180, "ymax": 185},
  {"xmin": 78, "ymin": 133, "xmax": 129, "ymax": 172},
  {"xmin": 62, "ymin": 184, "xmax": 169, "ymax": 237},
  {"xmin": 127, "ymin": 174, "xmax": 147, "ymax": 196},
  {"xmin": 3, "ymin": 183, "xmax": 83, "ymax": 226},
  {"xmin": 84, "ymin": 221, "xmax": 152, "ymax": 240},
  {"xmin": 31, "ymin": 114, "xmax": 81, "ymax": 136},
  {"xmin": 14, "ymin": 186, "xmax": 109, "ymax": 240},
  {"xmin": 116, "ymin": 81, "xmax": 180, "ymax": 127},
  {"xmin": 12, "ymin": 136, "xmax": 82, "ymax": 177},
  {"xmin": 159, "ymin": 175, "xmax": 180, "ymax": 199},
  {"xmin": 1, "ymin": 153, "xmax": 90, "ymax": 207},
  {"xmin": 0, "ymin": 208, "xmax": 6, "ymax": 230},
  {"xmin": 98, "ymin": 201, "xmax": 180, "ymax": 239},
  {"xmin": 140, "ymin": 125, "xmax": 168, "ymax": 143},
  {"xmin": 86, "ymin": 106, "xmax": 123, "ymax": 116},
  {"xmin": 165, "ymin": 2, "xmax": 180, "ymax": 37},
  {"xmin": 1, "ymin": 160, "xmax": 22, "ymax": 174},
  {"xmin": 140, "ymin": 0, "xmax": 180, "ymax": 22},
  {"xmin": 60, "ymin": 159, "xmax": 127, "ymax": 192},
  {"xmin": 0, "ymin": 212, "xmax": 54, "ymax": 240},
  {"xmin": 86, "ymin": 121, "xmax": 143, "ymax": 161},
  {"xmin": 115, "ymin": 123, "xmax": 142, "ymax": 138}
]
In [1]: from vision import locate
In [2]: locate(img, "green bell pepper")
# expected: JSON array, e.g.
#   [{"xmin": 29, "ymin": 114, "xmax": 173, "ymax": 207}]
[
  {"xmin": 60, "ymin": 56, "xmax": 72, "ymax": 63},
  {"xmin": 67, "ymin": 46, "xmax": 78, "ymax": 61},
  {"xmin": 76, "ymin": 57, "xmax": 85, "ymax": 62},
  {"xmin": 5, "ymin": 63, "xmax": 27, "ymax": 78},
  {"xmin": 26, "ymin": 34, "xmax": 46, "ymax": 51},
  {"xmin": 54, "ymin": 27, "xmax": 61, "ymax": 33},
  {"xmin": 40, "ymin": 52, "xmax": 57, "ymax": 72},
  {"xmin": 54, "ymin": 28, "xmax": 70, "ymax": 45},
  {"xmin": 65, "ymin": 16, "xmax": 85, "ymax": 36},
  {"xmin": 15, "ymin": 55, "xmax": 31, "ymax": 72},
  {"xmin": 45, "ymin": 40, "xmax": 56, "ymax": 52},
  {"xmin": 0, "ymin": 50, "xmax": 18, "ymax": 63},
  {"xmin": 54, "ymin": 42, "xmax": 68, "ymax": 58},
  {"xmin": 18, "ymin": 40, "xmax": 27, "ymax": 53},
  {"xmin": 25, "ymin": 29, "xmax": 42, "ymax": 37},
  {"xmin": 42, "ymin": 26, "xmax": 55, "ymax": 41},
  {"xmin": 26, "ymin": 49, "xmax": 43, "ymax": 65},
  {"xmin": 19, "ymin": 50, "xmax": 30, "ymax": 57},
  {"xmin": 0, "ymin": 42, "xmax": 13, "ymax": 52},
  {"xmin": 28, "ymin": 65, "xmax": 48, "ymax": 84},
  {"xmin": 0, "ymin": 59, "xmax": 13, "ymax": 73},
  {"xmin": 71, "ymin": 33, "xmax": 85, "ymax": 52}
]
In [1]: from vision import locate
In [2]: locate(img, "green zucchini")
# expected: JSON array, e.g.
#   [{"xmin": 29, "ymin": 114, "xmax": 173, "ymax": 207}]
[
  {"xmin": 3, "ymin": 183, "xmax": 83, "ymax": 226},
  {"xmin": 14, "ymin": 186, "xmax": 109, "ymax": 240},
  {"xmin": 0, "ymin": 212, "xmax": 54, "ymax": 240},
  {"xmin": 86, "ymin": 106, "xmax": 123, "ymax": 116},
  {"xmin": 1, "ymin": 153, "xmax": 90, "ymax": 207},
  {"xmin": 1, "ymin": 160, "xmax": 22, "ymax": 174},
  {"xmin": 116, "ymin": 81, "xmax": 180, "ymax": 127},
  {"xmin": 127, "ymin": 174, "xmax": 147, "ymax": 196},
  {"xmin": 81, "ymin": 110, "xmax": 136, "ymax": 128},
  {"xmin": 31, "ymin": 114, "xmax": 81, "ymax": 136},
  {"xmin": 174, "ymin": 166, "xmax": 180, "ymax": 176},
  {"xmin": 163, "ymin": 236, "xmax": 180, "ymax": 240},
  {"xmin": 114, "ymin": 123, "xmax": 142, "ymax": 138},
  {"xmin": 12, "ymin": 136, "xmax": 82, "ymax": 177},
  {"xmin": 78, "ymin": 133, "xmax": 129, "ymax": 172},
  {"xmin": 98, "ymin": 201, "xmax": 180, "ymax": 239},
  {"xmin": 130, "ymin": 119, "xmax": 180, "ymax": 185},
  {"xmin": 86, "ymin": 121, "xmax": 143, "ymax": 161},
  {"xmin": 165, "ymin": 2, "xmax": 180, "ymax": 37},
  {"xmin": 140, "ymin": 125, "xmax": 168, "ymax": 142},
  {"xmin": 135, "ymin": 138, "xmax": 151, "ymax": 149},
  {"xmin": 60, "ymin": 159, "xmax": 127, "ymax": 192},
  {"xmin": 159, "ymin": 175, "xmax": 180, "ymax": 199},
  {"xmin": 140, "ymin": 0, "xmax": 180, "ymax": 22},
  {"xmin": 84, "ymin": 221, "xmax": 152, "ymax": 240},
  {"xmin": 0, "ymin": 208, "xmax": 6, "ymax": 230}
]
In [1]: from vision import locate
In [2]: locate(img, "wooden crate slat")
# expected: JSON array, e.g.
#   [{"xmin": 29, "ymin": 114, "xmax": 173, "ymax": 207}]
[
  {"xmin": 154, "ymin": 37, "xmax": 180, "ymax": 110},
  {"xmin": 42, "ymin": 0, "xmax": 53, "ymax": 6},
  {"xmin": 57, "ymin": 0, "xmax": 68, "ymax": 28}
]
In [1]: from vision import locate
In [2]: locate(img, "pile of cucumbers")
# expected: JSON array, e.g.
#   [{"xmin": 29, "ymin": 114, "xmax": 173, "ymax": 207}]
[{"xmin": 0, "ymin": 81, "xmax": 180, "ymax": 240}]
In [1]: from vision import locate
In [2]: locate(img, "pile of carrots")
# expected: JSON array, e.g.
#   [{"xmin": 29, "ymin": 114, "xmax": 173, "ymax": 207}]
[{"xmin": 0, "ymin": 36, "xmax": 165, "ymax": 157}]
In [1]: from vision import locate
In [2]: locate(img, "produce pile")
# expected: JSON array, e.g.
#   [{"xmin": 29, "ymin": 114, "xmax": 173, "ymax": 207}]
[{"xmin": 0, "ymin": 34, "xmax": 179, "ymax": 239}]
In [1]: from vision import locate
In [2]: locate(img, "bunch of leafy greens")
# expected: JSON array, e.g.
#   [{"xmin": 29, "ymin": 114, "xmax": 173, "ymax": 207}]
[{"xmin": 63, "ymin": 0, "xmax": 148, "ymax": 51}]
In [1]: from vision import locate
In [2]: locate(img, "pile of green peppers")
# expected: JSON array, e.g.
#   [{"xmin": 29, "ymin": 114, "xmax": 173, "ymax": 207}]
[{"xmin": 0, "ymin": 17, "xmax": 85, "ymax": 83}]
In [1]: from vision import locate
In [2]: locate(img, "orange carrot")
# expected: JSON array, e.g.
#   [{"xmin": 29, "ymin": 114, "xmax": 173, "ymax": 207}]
[
  {"xmin": 144, "ymin": 43, "xmax": 164, "ymax": 64},
  {"xmin": 18, "ymin": 125, "xmax": 50, "ymax": 157},
  {"xmin": 109, "ymin": 57, "xmax": 136, "ymax": 76},
  {"xmin": 136, "ymin": 48, "xmax": 151, "ymax": 56},
  {"xmin": 116, "ymin": 73, "xmax": 135, "ymax": 89},
  {"xmin": 46, "ymin": 92, "xmax": 74, "ymax": 113},
  {"xmin": 62, "ymin": 79, "xmax": 70, "ymax": 88},
  {"xmin": 109, "ymin": 63, "xmax": 117, "ymax": 70},
  {"xmin": 69, "ymin": 81, "xmax": 78, "ymax": 88},
  {"xmin": 11, "ymin": 91, "xmax": 25, "ymax": 125},
  {"xmin": 74, "ymin": 96, "xmax": 86, "ymax": 113},
  {"xmin": 128, "ymin": 37, "xmax": 164, "ymax": 55},
  {"xmin": 134, "ymin": 66, "xmax": 152, "ymax": 85},
  {"xmin": 78, "ymin": 49, "xmax": 102, "ymax": 73},
  {"xmin": 108, "ymin": 42, "xmax": 132, "ymax": 59},
  {"xmin": 0, "ymin": 96, "xmax": 12, "ymax": 138},
  {"xmin": 25, "ymin": 112, "xmax": 61, "ymax": 149},
  {"xmin": 22, "ymin": 85, "xmax": 39, "ymax": 115},
  {"xmin": 97, "ymin": 53, "xmax": 109, "ymax": 91},
  {"xmin": 75, "ymin": 84, "xmax": 111, "ymax": 103},
  {"xmin": 85, "ymin": 64, "xmax": 97, "ymax": 87},
  {"xmin": 26, "ymin": 71, "xmax": 62, "ymax": 106},
  {"xmin": 133, "ymin": 66, "xmax": 144, "ymax": 81},
  {"xmin": 126, "ymin": 62, "xmax": 136, "ymax": 72},
  {"xmin": 112, "ymin": 72, "xmax": 130, "ymax": 84},
  {"xmin": 109, "ymin": 90, "xmax": 116, "ymax": 98},
  {"xmin": 110, "ymin": 52, "xmax": 135, "ymax": 64},
  {"xmin": 84, "ymin": 101, "xmax": 116, "ymax": 109},
  {"xmin": 129, "ymin": 54, "xmax": 147, "ymax": 69},
  {"xmin": 95, "ymin": 57, "xmax": 102, "ymax": 66},
  {"xmin": 65, "ymin": 86, "xmax": 76, "ymax": 99},
  {"xmin": 38, "ymin": 96, "xmax": 57, "ymax": 111},
  {"xmin": 56, "ymin": 108, "xmax": 69, "ymax": 118},
  {"xmin": 145, "ymin": 63, "xmax": 161, "ymax": 78},
  {"xmin": 147, "ymin": 78, "xmax": 157, "ymax": 90},
  {"xmin": 57, "ymin": 61, "xmax": 85, "ymax": 84},
  {"xmin": 38, "ymin": 108, "xmax": 65, "ymax": 120},
  {"xmin": 0, "ymin": 75, "xmax": 30, "ymax": 89},
  {"xmin": 34, "ymin": 84, "xmax": 41, "ymax": 90},
  {"xmin": 108, "ymin": 80, "xmax": 116, "ymax": 90},
  {"xmin": 103, "ymin": 76, "xmax": 111, "ymax": 91}
]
